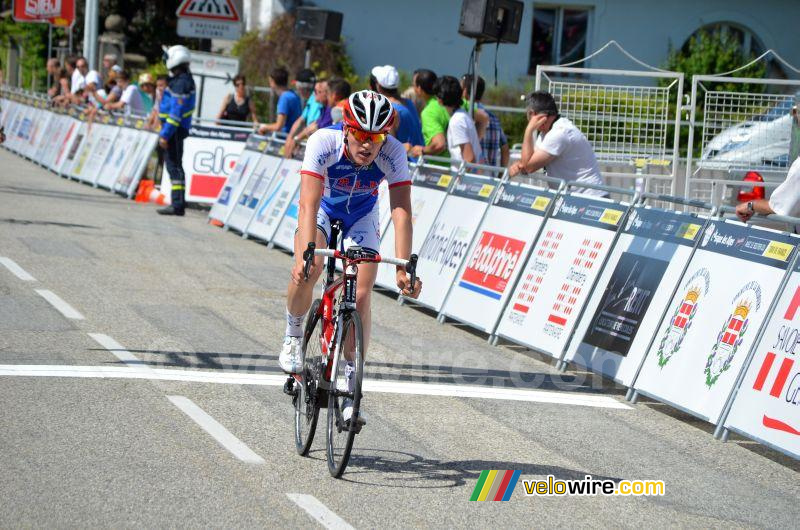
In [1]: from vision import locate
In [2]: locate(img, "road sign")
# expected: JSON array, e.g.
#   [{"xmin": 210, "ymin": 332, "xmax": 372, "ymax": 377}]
[
  {"xmin": 13, "ymin": 0, "xmax": 75, "ymax": 27},
  {"xmin": 176, "ymin": 0, "xmax": 242, "ymax": 40}
]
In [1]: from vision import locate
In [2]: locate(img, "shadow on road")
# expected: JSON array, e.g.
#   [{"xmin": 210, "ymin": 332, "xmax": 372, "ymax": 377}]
[{"xmin": 303, "ymin": 448, "xmax": 621, "ymax": 489}]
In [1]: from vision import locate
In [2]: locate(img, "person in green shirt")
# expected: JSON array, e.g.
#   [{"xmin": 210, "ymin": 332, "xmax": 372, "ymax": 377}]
[{"xmin": 407, "ymin": 69, "xmax": 449, "ymax": 159}]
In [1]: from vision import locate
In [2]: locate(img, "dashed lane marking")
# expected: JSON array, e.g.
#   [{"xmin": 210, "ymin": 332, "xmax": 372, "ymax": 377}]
[
  {"xmin": 0, "ymin": 364, "xmax": 632, "ymax": 409},
  {"xmin": 167, "ymin": 395, "xmax": 265, "ymax": 464},
  {"xmin": 34, "ymin": 289, "xmax": 85, "ymax": 319},
  {"xmin": 286, "ymin": 493, "xmax": 354, "ymax": 530},
  {"xmin": 0, "ymin": 257, "xmax": 37, "ymax": 281}
]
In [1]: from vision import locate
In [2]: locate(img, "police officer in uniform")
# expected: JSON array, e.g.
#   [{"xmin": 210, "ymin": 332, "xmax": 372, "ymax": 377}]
[{"xmin": 157, "ymin": 45, "xmax": 196, "ymax": 216}]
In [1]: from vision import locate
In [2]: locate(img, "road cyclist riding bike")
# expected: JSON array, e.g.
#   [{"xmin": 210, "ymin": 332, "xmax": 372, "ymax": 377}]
[{"xmin": 279, "ymin": 90, "xmax": 422, "ymax": 475}]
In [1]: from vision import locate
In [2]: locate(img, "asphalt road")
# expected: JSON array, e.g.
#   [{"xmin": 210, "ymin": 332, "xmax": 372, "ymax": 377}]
[{"xmin": 0, "ymin": 148, "xmax": 797, "ymax": 529}]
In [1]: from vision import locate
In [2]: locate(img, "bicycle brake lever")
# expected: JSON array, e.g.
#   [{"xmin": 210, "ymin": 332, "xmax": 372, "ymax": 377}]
[
  {"xmin": 407, "ymin": 254, "xmax": 418, "ymax": 294},
  {"xmin": 303, "ymin": 242, "xmax": 316, "ymax": 280}
]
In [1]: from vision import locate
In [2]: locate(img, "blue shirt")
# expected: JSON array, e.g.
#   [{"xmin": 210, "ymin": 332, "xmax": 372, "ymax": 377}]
[
  {"xmin": 276, "ymin": 90, "xmax": 302, "ymax": 133},
  {"xmin": 300, "ymin": 124, "xmax": 411, "ymax": 228},
  {"xmin": 159, "ymin": 71, "xmax": 195, "ymax": 140},
  {"xmin": 301, "ymin": 95, "xmax": 323, "ymax": 125},
  {"xmin": 316, "ymin": 106, "xmax": 332, "ymax": 129},
  {"xmin": 392, "ymin": 99, "xmax": 424, "ymax": 147}
]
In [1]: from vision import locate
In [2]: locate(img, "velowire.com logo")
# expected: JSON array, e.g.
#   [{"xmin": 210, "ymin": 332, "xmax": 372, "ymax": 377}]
[{"xmin": 469, "ymin": 470, "xmax": 521, "ymax": 501}]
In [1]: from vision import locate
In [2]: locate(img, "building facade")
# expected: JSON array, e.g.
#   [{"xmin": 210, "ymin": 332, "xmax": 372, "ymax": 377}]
[{"xmin": 243, "ymin": 0, "xmax": 800, "ymax": 85}]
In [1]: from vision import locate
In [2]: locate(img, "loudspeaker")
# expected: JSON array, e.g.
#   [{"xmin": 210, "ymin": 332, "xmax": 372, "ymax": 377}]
[
  {"xmin": 294, "ymin": 7, "xmax": 343, "ymax": 42},
  {"xmin": 458, "ymin": 0, "xmax": 524, "ymax": 44}
]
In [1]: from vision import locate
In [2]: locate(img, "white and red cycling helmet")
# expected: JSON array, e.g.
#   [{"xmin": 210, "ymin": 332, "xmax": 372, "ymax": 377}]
[{"xmin": 342, "ymin": 90, "xmax": 395, "ymax": 133}]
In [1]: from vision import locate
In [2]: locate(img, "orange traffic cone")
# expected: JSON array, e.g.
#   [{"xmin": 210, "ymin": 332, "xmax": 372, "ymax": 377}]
[{"xmin": 135, "ymin": 179, "xmax": 154, "ymax": 202}]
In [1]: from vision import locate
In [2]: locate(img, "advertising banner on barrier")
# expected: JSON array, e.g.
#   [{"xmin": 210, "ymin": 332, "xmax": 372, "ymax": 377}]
[
  {"xmin": 96, "ymin": 120, "xmax": 138, "ymax": 189},
  {"xmin": 376, "ymin": 164, "xmax": 454, "ymax": 290},
  {"xmin": 114, "ymin": 128, "xmax": 159, "ymax": 197},
  {"xmin": 563, "ymin": 206, "xmax": 707, "ymax": 386},
  {"xmin": 24, "ymin": 105, "xmax": 51, "ymax": 160},
  {"xmin": 10, "ymin": 104, "xmax": 35, "ymax": 153},
  {"xmin": 244, "ymin": 158, "xmax": 302, "ymax": 243},
  {"xmin": 208, "ymin": 134, "xmax": 269, "ymax": 224},
  {"xmin": 78, "ymin": 121, "xmax": 119, "ymax": 184},
  {"xmin": 52, "ymin": 115, "xmax": 83, "ymax": 173},
  {"xmin": 163, "ymin": 125, "xmax": 248, "ymax": 203},
  {"xmin": 34, "ymin": 111, "xmax": 64, "ymax": 164},
  {"xmin": 495, "ymin": 193, "xmax": 628, "ymax": 357},
  {"xmin": 635, "ymin": 220, "xmax": 798, "ymax": 424},
  {"xmin": 225, "ymin": 152, "xmax": 283, "ymax": 233},
  {"xmin": 62, "ymin": 118, "xmax": 92, "ymax": 177},
  {"xmin": 441, "ymin": 182, "xmax": 555, "ymax": 333},
  {"xmin": 412, "ymin": 173, "xmax": 498, "ymax": 311},
  {"xmin": 725, "ymin": 258, "xmax": 800, "ymax": 459}
]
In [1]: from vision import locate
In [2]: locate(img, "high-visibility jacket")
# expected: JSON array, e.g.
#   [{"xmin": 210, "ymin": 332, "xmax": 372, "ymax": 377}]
[{"xmin": 159, "ymin": 71, "xmax": 195, "ymax": 140}]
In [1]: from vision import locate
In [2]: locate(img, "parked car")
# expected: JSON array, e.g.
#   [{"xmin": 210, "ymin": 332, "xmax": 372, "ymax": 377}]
[{"xmin": 701, "ymin": 94, "xmax": 796, "ymax": 170}]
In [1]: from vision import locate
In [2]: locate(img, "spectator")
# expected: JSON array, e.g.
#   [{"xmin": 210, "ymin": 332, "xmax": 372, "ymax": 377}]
[
  {"xmin": 257, "ymin": 67, "xmax": 301, "ymax": 134},
  {"xmin": 736, "ymin": 155, "xmax": 800, "ymax": 223},
  {"xmin": 509, "ymin": 91, "xmax": 606, "ymax": 196},
  {"xmin": 408, "ymin": 69, "xmax": 449, "ymax": 159},
  {"xmin": 138, "ymin": 73, "xmax": 156, "ymax": 114},
  {"xmin": 317, "ymin": 78, "xmax": 349, "ymax": 129},
  {"xmin": 282, "ymin": 75, "xmax": 327, "ymax": 157},
  {"xmin": 66, "ymin": 56, "xmax": 81, "ymax": 96},
  {"xmin": 461, "ymin": 74, "xmax": 509, "ymax": 168},
  {"xmin": 217, "ymin": 74, "xmax": 257, "ymax": 124},
  {"xmin": 438, "ymin": 75, "xmax": 483, "ymax": 165},
  {"xmin": 147, "ymin": 75, "xmax": 169, "ymax": 130},
  {"xmin": 104, "ymin": 70, "xmax": 146, "ymax": 116},
  {"xmin": 102, "ymin": 54, "xmax": 118, "ymax": 79},
  {"xmin": 46, "ymin": 58, "xmax": 61, "ymax": 98},
  {"xmin": 89, "ymin": 70, "xmax": 120, "ymax": 109},
  {"xmin": 370, "ymin": 64, "xmax": 424, "ymax": 149}
]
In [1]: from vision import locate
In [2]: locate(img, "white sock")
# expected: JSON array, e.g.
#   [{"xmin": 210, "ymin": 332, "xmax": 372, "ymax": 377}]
[{"xmin": 285, "ymin": 307, "xmax": 304, "ymax": 338}]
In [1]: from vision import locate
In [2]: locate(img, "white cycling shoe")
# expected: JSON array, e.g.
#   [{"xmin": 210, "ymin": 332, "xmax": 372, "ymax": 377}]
[
  {"xmin": 338, "ymin": 362, "xmax": 366, "ymax": 426},
  {"xmin": 278, "ymin": 336, "xmax": 302, "ymax": 373}
]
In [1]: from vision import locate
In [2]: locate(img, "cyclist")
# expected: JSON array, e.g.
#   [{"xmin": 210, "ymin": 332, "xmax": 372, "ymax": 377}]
[{"xmin": 279, "ymin": 90, "xmax": 422, "ymax": 422}]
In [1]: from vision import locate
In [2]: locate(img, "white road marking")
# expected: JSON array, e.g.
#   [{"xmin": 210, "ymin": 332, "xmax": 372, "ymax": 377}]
[
  {"xmin": 0, "ymin": 364, "xmax": 632, "ymax": 409},
  {"xmin": 34, "ymin": 289, "xmax": 84, "ymax": 319},
  {"xmin": 286, "ymin": 493, "xmax": 354, "ymax": 530},
  {"xmin": 88, "ymin": 333, "xmax": 152, "ymax": 369},
  {"xmin": 166, "ymin": 395, "xmax": 265, "ymax": 465},
  {"xmin": 0, "ymin": 257, "xmax": 37, "ymax": 281}
]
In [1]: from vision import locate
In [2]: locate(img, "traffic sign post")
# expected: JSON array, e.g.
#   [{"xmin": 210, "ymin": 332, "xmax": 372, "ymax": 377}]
[{"xmin": 176, "ymin": 0, "xmax": 243, "ymax": 41}]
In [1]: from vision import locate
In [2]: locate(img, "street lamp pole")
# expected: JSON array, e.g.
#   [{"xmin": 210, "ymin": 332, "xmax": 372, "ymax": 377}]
[{"xmin": 83, "ymin": 0, "xmax": 99, "ymax": 68}]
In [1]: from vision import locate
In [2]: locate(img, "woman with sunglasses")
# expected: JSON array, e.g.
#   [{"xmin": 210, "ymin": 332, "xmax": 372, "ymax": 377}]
[
  {"xmin": 216, "ymin": 74, "xmax": 257, "ymax": 124},
  {"xmin": 279, "ymin": 90, "xmax": 422, "ymax": 422}
]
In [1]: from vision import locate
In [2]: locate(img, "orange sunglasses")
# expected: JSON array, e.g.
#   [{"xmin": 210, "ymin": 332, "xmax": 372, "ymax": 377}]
[{"xmin": 346, "ymin": 126, "xmax": 386, "ymax": 144}]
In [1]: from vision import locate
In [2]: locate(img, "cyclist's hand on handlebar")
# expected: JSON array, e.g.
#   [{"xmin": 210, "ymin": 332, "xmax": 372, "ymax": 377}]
[
  {"xmin": 291, "ymin": 259, "xmax": 317, "ymax": 285},
  {"xmin": 396, "ymin": 270, "xmax": 422, "ymax": 298}
]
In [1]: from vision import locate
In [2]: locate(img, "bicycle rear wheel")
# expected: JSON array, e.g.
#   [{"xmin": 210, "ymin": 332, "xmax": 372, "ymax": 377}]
[
  {"xmin": 326, "ymin": 310, "xmax": 364, "ymax": 478},
  {"xmin": 295, "ymin": 299, "xmax": 323, "ymax": 456}
]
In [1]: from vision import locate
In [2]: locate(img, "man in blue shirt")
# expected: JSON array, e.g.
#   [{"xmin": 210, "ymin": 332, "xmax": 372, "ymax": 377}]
[
  {"xmin": 157, "ymin": 45, "xmax": 196, "ymax": 216},
  {"xmin": 370, "ymin": 65, "xmax": 424, "ymax": 151},
  {"xmin": 258, "ymin": 67, "xmax": 301, "ymax": 134}
]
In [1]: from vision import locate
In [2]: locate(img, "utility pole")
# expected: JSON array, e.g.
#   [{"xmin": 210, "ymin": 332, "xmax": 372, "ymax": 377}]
[{"xmin": 83, "ymin": 0, "xmax": 99, "ymax": 68}]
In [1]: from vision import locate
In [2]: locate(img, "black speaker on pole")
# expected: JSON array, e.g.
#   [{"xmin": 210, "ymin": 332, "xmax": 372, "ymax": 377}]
[
  {"xmin": 294, "ymin": 7, "xmax": 343, "ymax": 42},
  {"xmin": 458, "ymin": 0, "xmax": 524, "ymax": 44}
]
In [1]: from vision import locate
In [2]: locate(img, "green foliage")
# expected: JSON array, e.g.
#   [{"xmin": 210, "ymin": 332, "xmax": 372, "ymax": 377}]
[
  {"xmin": 0, "ymin": 17, "xmax": 48, "ymax": 91},
  {"xmin": 663, "ymin": 28, "xmax": 766, "ymax": 93}
]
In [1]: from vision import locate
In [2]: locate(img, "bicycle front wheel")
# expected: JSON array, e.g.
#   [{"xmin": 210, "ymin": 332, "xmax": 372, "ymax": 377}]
[
  {"xmin": 295, "ymin": 299, "xmax": 322, "ymax": 456},
  {"xmin": 326, "ymin": 310, "xmax": 364, "ymax": 478}
]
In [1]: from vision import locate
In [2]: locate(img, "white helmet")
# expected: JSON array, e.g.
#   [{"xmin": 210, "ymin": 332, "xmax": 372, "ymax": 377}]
[
  {"xmin": 165, "ymin": 45, "xmax": 191, "ymax": 70},
  {"xmin": 343, "ymin": 90, "xmax": 395, "ymax": 133}
]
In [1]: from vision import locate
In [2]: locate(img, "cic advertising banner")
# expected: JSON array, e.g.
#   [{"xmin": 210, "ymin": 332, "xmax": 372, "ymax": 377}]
[
  {"xmin": 376, "ymin": 164, "xmax": 454, "ymax": 291},
  {"xmin": 563, "ymin": 206, "xmax": 708, "ymax": 386},
  {"xmin": 724, "ymin": 258, "xmax": 800, "ymax": 459},
  {"xmin": 208, "ymin": 134, "xmax": 269, "ymax": 225},
  {"xmin": 635, "ymin": 220, "xmax": 799, "ymax": 424},
  {"xmin": 413, "ymin": 173, "xmax": 498, "ymax": 311},
  {"xmin": 162, "ymin": 125, "xmax": 247, "ymax": 204},
  {"xmin": 441, "ymin": 182, "xmax": 554, "ymax": 332},
  {"xmin": 495, "ymin": 193, "xmax": 628, "ymax": 357}
]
